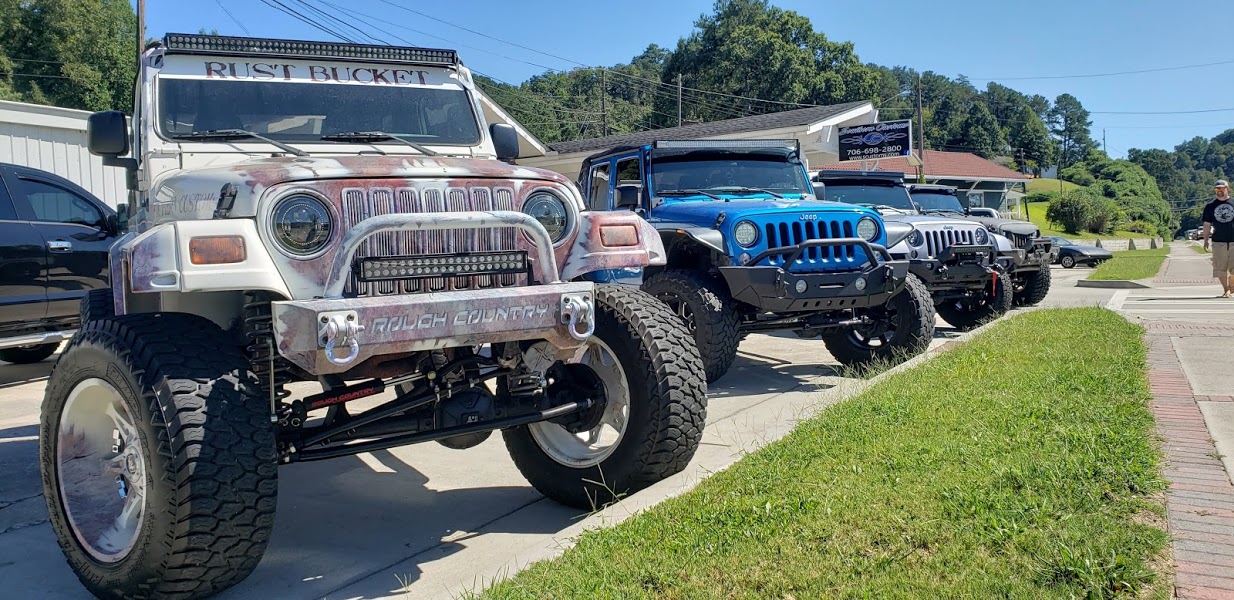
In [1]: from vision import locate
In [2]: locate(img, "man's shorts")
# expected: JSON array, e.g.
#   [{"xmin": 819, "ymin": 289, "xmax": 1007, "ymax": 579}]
[{"xmin": 1214, "ymin": 241, "xmax": 1234, "ymax": 277}]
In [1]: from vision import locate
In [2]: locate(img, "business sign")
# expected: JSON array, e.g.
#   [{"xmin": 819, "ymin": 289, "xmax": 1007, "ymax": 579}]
[{"xmin": 838, "ymin": 120, "xmax": 913, "ymax": 161}]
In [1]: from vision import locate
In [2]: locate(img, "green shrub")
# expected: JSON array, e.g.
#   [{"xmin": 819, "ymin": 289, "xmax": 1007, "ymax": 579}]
[
  {"xmin": 1046, "ymin": 191, "xmax": 1094, "ymax": 234},
  {"xmin": 1122, "ymin": 220, "xmax": 1157, "ymax": 235},
  {"xmin": 1024, "ymin": 192, "xmax": 1056, "ymax": 206},
  {"xmin": 1086, "ymin": 198, "xmax": 1122, "ymax": 234}
]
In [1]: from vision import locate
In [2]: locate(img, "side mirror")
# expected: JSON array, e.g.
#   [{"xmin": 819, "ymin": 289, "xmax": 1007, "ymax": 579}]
[
  {"xmin": 87, "ymin": 111, "xmax": 129, "ymax": 157},
  {"xmin": 490, "ymin": 123, "xmax": 519, "ymax": 162},
  {"xmin": 616, "ymin": 185, "xmax": 642, "ymax": 210}
]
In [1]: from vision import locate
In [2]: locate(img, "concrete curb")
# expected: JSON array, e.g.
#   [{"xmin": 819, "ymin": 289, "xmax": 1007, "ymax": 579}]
[
  {"xmin": 392, "ymin": 314, "xmax": 1013, "ymax": 599},
  {"xmin": 1077, "ymin": 279, "xmax": 1151, "ymax": 289}
]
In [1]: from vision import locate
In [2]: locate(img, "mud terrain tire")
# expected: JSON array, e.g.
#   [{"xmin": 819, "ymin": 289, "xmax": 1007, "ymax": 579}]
[
  {"xmin": 40, "ymin": 313, "xmax": 277, "ymax": 600},
  {"xmin": 936, "ymin": 271, "xmax": 1013, "ymax": 331},
  {"xmin": 824, "ymin": 273, "xmax": 934, "ymax": 368},
  {"xmin": 80, "ymin": 288, "xmax": 114, "ymax": 324},
  {"xmin": 1014, "ymin": 262, "xmax": 1052, "ymax": 306},
  {"xmin": 504, "ymin": 285, "xmax": 707, "ymax": 509},
  {"xmin": 642, "ymin": 270, "xmax": 741, "ymax": 383}
]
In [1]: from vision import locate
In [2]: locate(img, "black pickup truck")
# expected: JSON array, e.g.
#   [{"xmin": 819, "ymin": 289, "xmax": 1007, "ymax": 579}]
[{"xmin": 0, "ymin": 163, "xmax": 124, "ymax": 364}]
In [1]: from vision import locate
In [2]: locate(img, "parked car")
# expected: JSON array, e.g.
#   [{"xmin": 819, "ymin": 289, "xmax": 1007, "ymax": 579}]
[
  {"xmin": 578, "ymin": 139, "xmax": 935, "ymax": 383},
  {"xmin": 814, "ymin": 172, "xmax": 1013, "ymax": 331},
  {"xmin": 0, "ymin": 162, "xmax": 124, "ymax": 364},
  {"xmin": 968, "ymin": 207, "xmax": 1000, "ymax": 218},
  {"xmin": 906, "ymin": 183, "xmax": 1053, "ymax": 307},
  {"xmin": 1048, "ymin": 236, "xmax": 1113, "ymax": 268},
  {"xmin": 46, "ymin": 33, "xmax": 709, "ymax": 599}
]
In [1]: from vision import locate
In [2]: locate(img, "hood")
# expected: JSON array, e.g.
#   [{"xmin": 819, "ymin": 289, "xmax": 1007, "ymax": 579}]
[
  {"xmin": 144, "ymin": 155, "xmax": 576, "ymax": 224},
  {"xmin": 881, "ymin": 213, "xmax": 986, "ymax": 229},
  {"xmin": 1068, "ymin": 244, "xmax": 1112, "ymax": 254},
  {"xmin": 649, "ymin": 197, "xmax": 876, "ymax": 225}
]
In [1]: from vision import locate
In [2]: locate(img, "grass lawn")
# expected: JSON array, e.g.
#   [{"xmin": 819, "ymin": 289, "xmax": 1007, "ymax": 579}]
[
  {"xmin": 1191, "ymin": 243, "xmax": 1210, "ymax": 254},
  {"xmin": 1088, "ymin": 246, "xmax": 1170, "ymax": 281},
  {"xmin": 1024, "ymin": 202, "xmax": 1145, "ymax": 240},
  {"xmin": 479, "ymin": 309, "xmax": 1169, "ymax": 600},
  {"xmin": 1026, "ymin": 177, "xmax": 1081, "ymax": 195}
]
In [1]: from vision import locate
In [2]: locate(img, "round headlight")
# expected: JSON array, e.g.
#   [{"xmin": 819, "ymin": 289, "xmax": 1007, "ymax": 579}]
[
  {"xmin": 525, "ymin": 192, "xmax": 569, "ymax": 243},
  {"xmin": 973, "ymin": 227, "xmax": 989, "ymax": 244},
  {"xmin": 272, "ymin": 194, "xmax": 332, "ymax": 257},
  {"xmin": 734, "ymin": 221, "xmax": 759, "ymax": 248},
  {"xmin": 856, "ymin": 216, "xmax": 879, "ymax": 242},
  {"xmin": 907, "ymin": 229, "xmax": 924, "ymax": 247}
]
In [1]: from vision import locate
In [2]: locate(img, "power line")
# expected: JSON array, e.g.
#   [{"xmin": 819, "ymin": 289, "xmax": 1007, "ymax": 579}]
[
  {"xmin": 214, "ymin": 0, "xmax": 252, "ymax": 35},
  {"xmin": 970, "ymin": 58, "xmax": 1234, "ymax": 81},
  {"xmin": 1091, "ymin": 107, "xmax": 1234, "ymax": 115}
]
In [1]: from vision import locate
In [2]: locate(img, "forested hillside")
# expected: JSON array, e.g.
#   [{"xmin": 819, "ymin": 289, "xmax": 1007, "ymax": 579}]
[{"xmin": 1129, "ymin": 132, "xmax": 1234, "ymax": 233}]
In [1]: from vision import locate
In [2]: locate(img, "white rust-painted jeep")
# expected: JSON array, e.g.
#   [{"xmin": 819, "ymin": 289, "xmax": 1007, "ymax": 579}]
[{"xmin": 42, "ymin": 33, "xmax": 706, "ymax": 600}]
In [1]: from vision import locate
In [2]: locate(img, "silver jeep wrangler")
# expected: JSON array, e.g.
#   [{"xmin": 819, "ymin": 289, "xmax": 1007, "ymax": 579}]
[{"xmin": 41, "ymin": 33, "xmax": 706, "ymax": 600}]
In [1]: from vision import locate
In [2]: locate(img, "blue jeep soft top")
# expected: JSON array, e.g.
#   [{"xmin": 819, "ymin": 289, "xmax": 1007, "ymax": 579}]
[{"xmin": 579, "ymin": 139, "xmax": 935, "ymax": 382}]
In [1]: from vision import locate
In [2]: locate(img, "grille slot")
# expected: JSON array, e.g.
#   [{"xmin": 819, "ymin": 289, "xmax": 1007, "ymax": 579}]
[
  {"xmin": 924, "ymin": 228, "xmax": 977, "ymax": 258},
  {"xmin": 341, "ymin": 185, "xmax": 522, "ymax": 296},
  {"xmin": 760, "ymin": 218, "xmax": 858, "ymax": 268}
]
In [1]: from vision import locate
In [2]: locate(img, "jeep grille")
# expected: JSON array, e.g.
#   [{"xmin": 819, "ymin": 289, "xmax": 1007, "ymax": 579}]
[
  {"xmin": 762, "ymin": 220, "xmax": 857, "ymax": 265},
  {"xmin": 924, "ymin": 228, "xmax": 977, "ymax": 258},
  {"xmin": 1005, "ymin": 232, "xmax": 1034, "ymax": 250},
  {"xmin": 340, "ymin": 186, "xmax": 525, "ymax": 296}
]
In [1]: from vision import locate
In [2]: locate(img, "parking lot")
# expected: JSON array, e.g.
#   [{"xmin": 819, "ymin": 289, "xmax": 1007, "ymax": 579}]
[{"xmin": 0, "ymin": 265, "xmax": 1110, "ymax": 600}]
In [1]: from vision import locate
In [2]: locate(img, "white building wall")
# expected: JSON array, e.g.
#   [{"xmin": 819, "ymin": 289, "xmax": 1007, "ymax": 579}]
[{"xmin": 0, "ymin": 100, "xmax": 129, "ymax": 208}]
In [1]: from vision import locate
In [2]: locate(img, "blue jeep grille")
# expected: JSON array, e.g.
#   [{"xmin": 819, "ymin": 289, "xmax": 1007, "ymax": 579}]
[{"xmin": 756, "ymin": 218, "xmax": 865, "ymax": 271}]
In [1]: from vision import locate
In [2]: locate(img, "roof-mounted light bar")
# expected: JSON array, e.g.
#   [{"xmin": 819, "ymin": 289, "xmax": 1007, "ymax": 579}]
[
  {"xmin": 653, "ymin": 139, "xmax": 800, "ymax": 150},
  {"xmin": 162, "ymin": 33, "xmax": 459, "ymax": 66}
]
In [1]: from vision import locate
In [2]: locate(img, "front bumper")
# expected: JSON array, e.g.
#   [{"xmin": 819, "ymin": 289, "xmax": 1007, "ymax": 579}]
[
  {"xmin": 718, "ymin": 238, "xmax": 908, "ymax": 312},
  {"xmin": 999, "ymin": 239, "xmax": 1053, "ymax": 272},
  {"xmin": 272, "ymin": 282, "xmax": 594, "ymax": 375},
  {"xmin": 908, "ymin": 244, "xmax": 999, "ymax": 292}
]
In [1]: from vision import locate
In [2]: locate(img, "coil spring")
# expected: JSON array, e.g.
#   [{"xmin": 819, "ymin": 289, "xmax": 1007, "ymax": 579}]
[{"xmin": 243, "ymin": 292, "xmax": 292, "ymax": 403}]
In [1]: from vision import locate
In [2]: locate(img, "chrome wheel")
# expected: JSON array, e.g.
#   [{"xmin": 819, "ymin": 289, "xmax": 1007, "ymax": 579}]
[
  {"xmin": 526, "ymin": 339, "xmax": 631, "ymax": 468},
  {"xmin": 56, "ymin": 378, "xmax": 146, "ymax": 563}
]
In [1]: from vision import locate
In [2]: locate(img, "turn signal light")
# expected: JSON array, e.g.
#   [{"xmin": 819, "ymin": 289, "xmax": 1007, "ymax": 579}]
[
  {"xmin": 189, "ymin": 236, "xmax": 246, "ymax": 265},
  {"xmin": 600, "ymin": 225, "xmax": 639, "ymax": 247}
]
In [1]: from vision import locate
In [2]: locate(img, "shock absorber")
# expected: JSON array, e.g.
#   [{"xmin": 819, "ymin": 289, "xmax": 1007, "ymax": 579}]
[{"xmin": 243, "ymin": 291, "xmax": 292, "ymax": 421}]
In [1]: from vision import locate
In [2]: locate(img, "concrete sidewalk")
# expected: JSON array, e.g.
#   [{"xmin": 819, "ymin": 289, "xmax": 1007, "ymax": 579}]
[{"xmin": 1131, "ymin": 243, "xmax": 1234, "ymax": 599}]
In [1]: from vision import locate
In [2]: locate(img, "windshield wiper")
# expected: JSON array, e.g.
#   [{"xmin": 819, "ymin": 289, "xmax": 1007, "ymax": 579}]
[
  {"xmin": 320, "ymin": 131, "xmax": 440, "ymax": 156},
  {"xmin": 921, "ymin": 208, "xmax": 965, "ymax": 215},
  {"xmin": 176, "ymin": 129, "xmax": 307, "ymax": 156},
  {"xmin": 659, "ymin": 189, "xmax": 724, "ymax": 201},
  {"xmin": 705, "ymin": 186, "xmax": 784, "ymax": 199}
]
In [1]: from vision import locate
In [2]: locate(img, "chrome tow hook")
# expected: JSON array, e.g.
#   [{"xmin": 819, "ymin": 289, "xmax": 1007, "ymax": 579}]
[
  {"xmin": 560, "ymin": 294, "xmax": 595, "ymax": 342},
  {"xmin": 319, "ymin": 312, "xmax": 364, "ymax": 366}
]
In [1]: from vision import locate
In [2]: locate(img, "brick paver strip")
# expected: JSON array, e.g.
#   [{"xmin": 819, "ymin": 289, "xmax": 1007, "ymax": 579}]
[{"xmin": 1146, "ymin": 332, "xmax": 1234, "ymax": 598}]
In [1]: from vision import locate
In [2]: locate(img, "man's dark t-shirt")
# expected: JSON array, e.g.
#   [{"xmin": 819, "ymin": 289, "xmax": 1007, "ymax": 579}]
[{"xmin": 1203, "ymin": 198, "xmax": 1234, "ymax": 242}]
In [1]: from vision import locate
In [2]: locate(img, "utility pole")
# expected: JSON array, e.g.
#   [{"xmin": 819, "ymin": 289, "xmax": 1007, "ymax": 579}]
[
  {"xmin": 600, "ymin": 68, "xmax": 608, "ymax": 137},
  {"xmin": 916, "ymin": 74, "xmax": 926, "ymax": 182},
  {"xmin": 137, "ymin": 0, "xmax": 146, "ymax": 64},
  {"xmin": 677, "ymin": 73, "xmax": 683, "ymax": 127},
  {"xmin": 1103, "ymin": 128, "xmax": 1108, "ymax": 154}
]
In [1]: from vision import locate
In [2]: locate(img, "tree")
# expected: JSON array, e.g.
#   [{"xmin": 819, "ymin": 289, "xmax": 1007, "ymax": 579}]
[
  {"xmin": 956, "ymin": 101, "xmax": 1005, "ymax": 158},
  {"xmin": 1009, "ymin": 105, "xmax": 1054, "ymax": 174},
  {"xmin": 658, "ymin": 0, "xmax": 879, "ymax": 125},
  {"xmin": 4, "ymin": 0, "xmax": 137, "ymax": 112},
  {"xmin": 1049, "ymin": 93, "xmax": 1094, "ymax": 169}
]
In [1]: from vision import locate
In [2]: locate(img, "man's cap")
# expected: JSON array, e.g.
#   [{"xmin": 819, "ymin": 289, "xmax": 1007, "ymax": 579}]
[{"xmin": 1218, "ymin": 180, "xmax": 1230, "ymax": 189}]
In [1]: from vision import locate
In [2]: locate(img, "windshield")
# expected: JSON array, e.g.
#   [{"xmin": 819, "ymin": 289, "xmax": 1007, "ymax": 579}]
[
  {"xmin": 820, "ymin": 183, "xmax": 916, "ymax": 211},
  {"xmin": 1052, "ymin": 237, "xmax": 1074, "ymax": 246},
  {"xmin": 157, "ymin": 79, "xmax": 481, "ymax": 145},
  {"xmin": 910, "ymin": 192, "xmax": 965, "ymax": 212},
  {"xmin": 650, "ymin": 158, "xmax": 810, "ymax": 196}
]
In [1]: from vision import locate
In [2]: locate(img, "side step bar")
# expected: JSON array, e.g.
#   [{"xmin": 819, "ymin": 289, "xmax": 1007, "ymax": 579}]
[{"xmin": 0, "ymin": 330, "xmax": 75, "ymax": 351}]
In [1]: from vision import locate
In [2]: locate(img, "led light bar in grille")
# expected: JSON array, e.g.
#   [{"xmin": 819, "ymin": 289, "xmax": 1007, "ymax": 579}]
[
  {"xmin": 358, "ymin": 252, "xmax": 527, "ymax": 282},
  {"xmin": 163, "ymin": 33, "xmax": 459, "ymax": 65}
]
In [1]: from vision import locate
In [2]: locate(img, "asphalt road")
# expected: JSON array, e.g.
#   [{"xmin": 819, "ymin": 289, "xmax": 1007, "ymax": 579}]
[{"xmin": 0, "ymin": 265, "xmax": 1113, "ymax": 599}]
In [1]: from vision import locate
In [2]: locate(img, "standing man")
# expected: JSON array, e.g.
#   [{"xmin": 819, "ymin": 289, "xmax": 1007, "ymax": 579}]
[{"xmin": 1203, "ymin": 180, "xmax": 1234, "ymax": 297}]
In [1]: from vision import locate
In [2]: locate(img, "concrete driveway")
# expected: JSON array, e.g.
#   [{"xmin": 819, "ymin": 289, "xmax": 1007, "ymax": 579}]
[{"xmin": 0, "ymin": 269, "xmax": 1109, "ymax": 599}]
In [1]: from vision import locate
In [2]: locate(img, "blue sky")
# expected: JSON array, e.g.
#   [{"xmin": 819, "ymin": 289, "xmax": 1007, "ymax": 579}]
[{"xmin": 137, "ymin": 0, "xmax": 1234, "ymax": 157}]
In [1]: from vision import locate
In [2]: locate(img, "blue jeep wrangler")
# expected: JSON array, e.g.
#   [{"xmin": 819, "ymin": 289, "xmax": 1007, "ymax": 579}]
[{"xmin": 579, "ymin": 140, "xmax": 934, "ymax": 383}]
